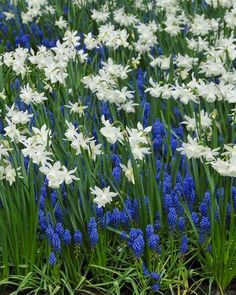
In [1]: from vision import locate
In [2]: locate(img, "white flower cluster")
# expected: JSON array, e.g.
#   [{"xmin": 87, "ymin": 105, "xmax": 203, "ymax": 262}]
[
  {"xmin": 100, "ymin": 117, "xmax": 152, "ymax": 161},
  {"xmin": 82, "ymin": 58, "xmax": 136, "ymax": 113},
  {"xmin": 65, "ymin": 121, "xmax": 102, "ymax": 161},
  {"xmin": 0, "ymin": 142, "xmax": 20, "ymax": 186}
]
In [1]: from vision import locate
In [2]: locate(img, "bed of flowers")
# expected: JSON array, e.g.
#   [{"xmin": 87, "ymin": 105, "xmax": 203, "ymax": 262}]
[{"xmin": 0, "ymin": 0, "xmax": 236, "ymax": 294}]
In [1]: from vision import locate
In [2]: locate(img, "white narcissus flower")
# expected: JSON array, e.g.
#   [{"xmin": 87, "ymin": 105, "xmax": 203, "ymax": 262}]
[
  {"xmin": 61, "ymin": 166, "xmax": 79, "ymax": 185},
  {"xmin": 0, "ymin": 142, "xmax": 12, "ymax": 160},
  {"xmin": 90, "ymin": 186, "xmax": 118, "ymax": 208},
  {"xmin": 91, "ymin": 8, "xmax": 109, "ymax": 23},
  {"xmin": 177, "ymin": 135, "xmax": 206, "ymax": 159},
  {"xmin": 126, "ymin": 122, "xmax": 152, "ymax": 160},
  {"xmin": 65, "ymin": 121, "xmax": 79, "ymax": 141},
  {"xmin": 0, "ymin": 90, "xmax": 6, "ymax": 100},
  {"xmin": 65, "ymin": 100, "xmax": 88, "ymax": 117},
  {"xmin": 211, "ymin": 159, "xmax": 231, "ymax": 176},
  {"xmin": 6, "ymin": 104, "xmax": 33, "ymax": 125},
  {"xmin": 181, "ymin": 110, "xmax": 212, "ymax": 132},
  {"xmin": 117, "ymin": 100, "xmax": 139, "ymax": 113},
  {"xmin": 63, "ymin": 30, "xmax": 80, "ymax": 47},
  {"xmin": 3, "ymin": 160, "xmax": 21, "ymax": 186},
  {"xmin": 100, "ymin": 115, "xmax": 124, "ymax": 144},
  {"xmin": 55, "ymin": 16, "xmax": 68, "ymax": 29},
  {"xmin": 3, "ymin": 11, "xmax": 15, "ymax": 20},
  {"xmin": 21, "ymin": 143, "xmax": 52, "ymax": 166},
  {"xmin": 40, "ymin": 161, "xmax": 65, "ymax": 188},
  {"xmin": 19, "ymin": 85, "xmax": 47, "ymax": 105},
  {"xmin": 120, "ymin": 160, "xmax": 135, "ymax": 184},
  {"xmin": 88, "ymin": 141, "xmax": 102, "ymax": 161},
  {"xmin": 40, "ymin": 161, "xmax": 79, "ymax": 189},
  {"xmin": 70, "ymin": 133, "xmax": 93, "ymax": 155},
  {"xmin": 4, "ymin": 118, "xmax": 23, "ymax": 142}
]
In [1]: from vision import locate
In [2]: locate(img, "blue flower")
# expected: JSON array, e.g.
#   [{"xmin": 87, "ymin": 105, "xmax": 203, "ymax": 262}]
[
  {"xmin": 150, "ymin": 272, "xmax": 160, "ymax": 281},
  {"xmin": 178, "ymin": 217, "xmax": 185, "ymax": 232},
  {"xmin": 180, "ymin": 235, "xmax": 188, "ymax": 254},
  {"xmin": 112, "ymin": 166, "xmax": 122, "ymax": 184},
  {"xmin": 55, "ymin": 223, "xmax": 64, "ymax": 238},
  {"xmin": 148, "ymin": 234, "xmax": 160, "ymax": 252},
  {"xmin": 74, "ymin": 230, "xmax": 82, "ymax": 245},
  {"xmin": 120, "ymin": 231, "xmax": 127, "ymax": 240},
  {"xmin": 55, "ymin": 205, "xmax": 63, "ymax": 222},
  {"xmin": 163, "ymin": 194, "xmax": 173, "ymax": 210},
  {"xmin": 191, "ymin": 212, "xmax": 199, "ymax": 225},
  {"xmin": 111, "ymin": 208, "xmax": 121, "ymax": 227},
  {"xmin": 131, "ymin": 235, "xmax": 144, "ymax": 258},
  {"xmin": 52, "ymin": 233, "xmax": 61, "ymax": 253},
  {"xmin": 111, "ymin": 154, "xmax": 121, "ymax": 166},
  {"xmin": 38, "ymin": 210, "xmax": 47, "ymax": 232},
  {"xmin": 142, "ymin": 262, "xmax": 149, "ymax": 276},
  {"xmin": 88, "ymin": 217, "xmax": 99, "ymax": 247},
  {"xmin": 63, "ymin": 229, "xmax": 72, "ymax": 245},
  {"xmin": 168, "ymin": 207, "xmax": 177, "ymax": 230},
  {"xmin": 146, "ymin": 224, "xmax": 154, "ymax": 239},
  {"xmin": 49, "ymin": 252, "xmax": 57, "ymax": 266},
  {"xmin": 153, "ymin": 120, "xmax": 166, "ymax": 139},
  {"xmin": 46, "ymin": 225, "xmax": 54, "ymax": 243},
  {"xmin": 200, "ymin": 216, "xmax": 210, "ymax": 232},
  {"xmin": 152, "ymin": 283, "xmax": 160, "ymax": 292},
  {"xmin": 199, "ymin": 202, "xmax": 208, "ymax": 216},
  {"xmin": 128, "ymin": 228, "xmax": 144, "ymax": 258}
]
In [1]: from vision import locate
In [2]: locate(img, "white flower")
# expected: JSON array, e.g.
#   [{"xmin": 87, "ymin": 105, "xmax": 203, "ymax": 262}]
[
  {"xmin": 55, "ymin": 16, "xmax": 67, "ymax": 29},
  {"xmin": 39, "ymin": 161, "xmax": 78, "ymax": 188},
  {"xmin": 63, "ymin": 30, "xmax": 80, "ymax": 47},
  {"xmin": 90, "ymin": 186, "xmax": 118, "ymax": 208},
  {"xmin": 88, "ymin": 141, "xmax": 102, "ymax": 161},
  {"xmin": 177, "ymin": 135, "xmax": 206, "ymax": 159},
  {"xmin": 6, "ymin": 104, "xmax": 34, "ymax": 124},
  {"xmin": 0, "ymin": 142, "xmax": 12, "ymax": 160},
  {"xmin": 61, "ymin": 166, "xmax": 79, "ymax": 185},
  {"xmin": 4, "ymin": 161, "xmax": 21, "ymax": 186},
  {"xmin": 65, "ymin": 100, "xmax": 88, "ymax": 117},
  {"xmin": 21, "ymin": 143, "xmax": 52, "ymax": 165},
  {"xmin": 100, "ymin": 115, "xmax": 124, "ymax": 144},
  {"xmin": 181, "ymin": 110, "xmax": 212, "ymax": 132},
  {"xmin": 3, "ymin": 11, "xmax": 15, "ymax": 20},
  {"xmin": 40, "ymin": 161, "xmax": 64, "ymax": 188},
  {"xmin": 120, "ymin": 160, "xmax": 135, "ymax": 184},
  {"xmin": 117, "ymin": 100, "xmax": 139, "ymax": 113},
  {"xmin": 70, "ymin": 133, "xmax": 92, "ymax": 155},
  {"xmin": 211, "ymin": 158, "xmax": 231, "ymax": 176},
  {"xmin": 0, "ymin": 90, "xmax": 6, "ymax": 100},
  {"xmin": 4, "ymin": 118, "xmax": 23, "ymax": 142},
  {"xmin": 126, "ymin": 122, "xmax": 152, "ymax": 160}
]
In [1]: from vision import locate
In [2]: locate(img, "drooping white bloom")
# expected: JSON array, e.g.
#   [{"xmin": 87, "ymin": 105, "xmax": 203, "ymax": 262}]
[
  {"xmin": 100, "ymin": 115, "xmax": 124, "ymax": 144},
  {"xmin": 88, "ymin": 141, "xmax": 102, "ymax": 161},
  {"xmin": 0, "ymin": 142, "xmax": 12, "ymax": 160},
  {"xmin": 4, "ymin": 118, "xmax": 24, "ymax": 142},
  {"xmin": 1, "ymin": 160, "xmax": 21, "ymax": 186},
  {"xmin": 120, "ymin": 160, "xmax": 135, "ymax": 184}
]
